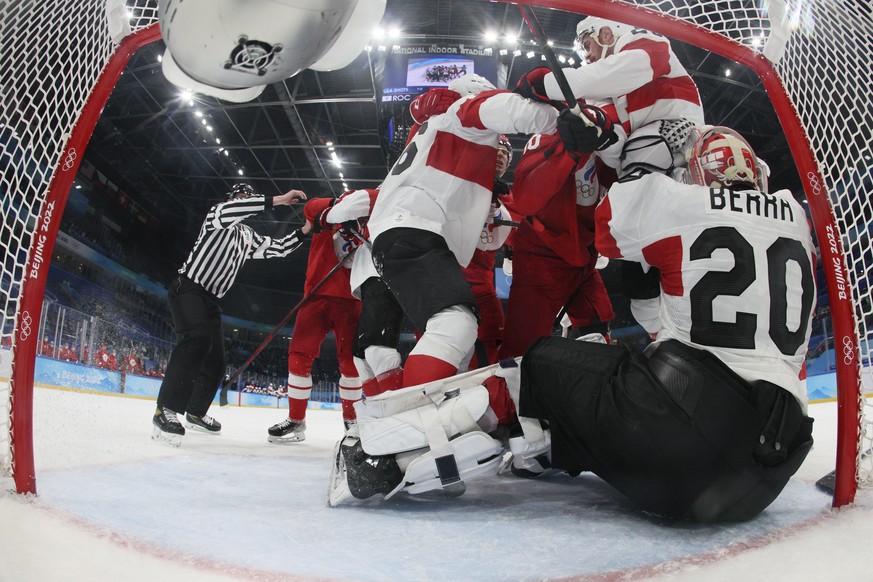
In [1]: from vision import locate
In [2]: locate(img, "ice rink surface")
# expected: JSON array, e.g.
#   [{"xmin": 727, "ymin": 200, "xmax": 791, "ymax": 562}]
[{"xmin": 2, "ymin": 386, "xmax": 872, "ymax": 582}]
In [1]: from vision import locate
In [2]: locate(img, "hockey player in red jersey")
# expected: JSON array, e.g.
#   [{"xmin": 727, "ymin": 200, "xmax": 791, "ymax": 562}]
[
  {"xmin": 320, "ymin": 188, "xmax": 406, "ymax": 399},
  {"xmin": 329, "ymin": 127, "xmax": 815, "ymax": 523},
  {"xmin": 267, "ymin": 197, "xmax": 362, "ymax": 443},
  {"xmin": 367, "ymin": 73, "xmax": 614, "ymax": 389},
  {"xmin": 518, "ymin": 17, "xmax": 704, "ymax": 179},
  {"xmin": 496, "ymin": 129, "xmax": 615, "ymax": 361},
  {"xmin": 460, "ymin": 134, "xmax": 515, "ymax": 369}
]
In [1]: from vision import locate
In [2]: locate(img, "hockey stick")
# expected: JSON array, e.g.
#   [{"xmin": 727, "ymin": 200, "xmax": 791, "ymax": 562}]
[
  {"xmin": 816, "ymin": 447, "xmax": 873, "ymax": 495},
  {"xmin": 218, "ymin": 246, "xmax": 356, "ymax": 406},
  {"xmin": 518, "ymin": 4, "xmax": 582, "ymax": 115}
]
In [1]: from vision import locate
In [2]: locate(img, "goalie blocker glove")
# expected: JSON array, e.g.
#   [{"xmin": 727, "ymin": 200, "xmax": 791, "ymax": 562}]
[{"xmin": 557, "ymin": 104, "xmax": 618, "ymax": 160}]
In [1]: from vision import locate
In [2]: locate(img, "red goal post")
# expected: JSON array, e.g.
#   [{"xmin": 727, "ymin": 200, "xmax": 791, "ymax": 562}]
[{"xmin": 1, "ymin": 1, "xmax": 870, "ymax": 509}]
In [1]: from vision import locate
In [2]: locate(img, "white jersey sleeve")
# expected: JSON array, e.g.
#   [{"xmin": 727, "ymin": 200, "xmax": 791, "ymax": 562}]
[
  {"xmin": 326, "ymin": 189, "xmax": 373, "ymax": 223},
  {"xmin": 596, "ymin": 173, "xmax": 816, "ymax": 411}
]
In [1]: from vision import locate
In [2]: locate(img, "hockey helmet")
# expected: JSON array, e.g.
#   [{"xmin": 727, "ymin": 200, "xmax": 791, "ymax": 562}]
[
  {"xmin": 448, "ymin": 73, "xmax": 496, "ymax": 97},
  {"xmin": 686, "ymin": 126, "xmax": 767, "ymax": 192},
  {"xmin": 159, "ymin": 0, "xmax": 386, "ymax": 103},
  {"xmin": 226, "ymin": 183, "xmax": 256, "ymax": 201},
  {"xmin": 574, "ymin": 17, "xmax": 633, "ymax": 62}
]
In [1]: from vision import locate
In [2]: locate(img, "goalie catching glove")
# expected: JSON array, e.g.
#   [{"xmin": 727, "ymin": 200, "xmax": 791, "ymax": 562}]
[{"xmin": 557, "ymin": 103, "xmax": 618, "ymax": 160}]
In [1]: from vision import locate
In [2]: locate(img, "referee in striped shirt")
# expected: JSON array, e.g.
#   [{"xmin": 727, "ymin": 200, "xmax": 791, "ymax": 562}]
[{"xmin": 152, "ymin": 183, "xmax": 308, "ymax": 445}]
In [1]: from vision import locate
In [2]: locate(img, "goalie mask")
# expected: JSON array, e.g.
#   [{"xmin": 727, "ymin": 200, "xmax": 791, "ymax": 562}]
[
  {"xmin": 226, "ymin": 183, "xmax": 255, "ymax": 201},
  {"xmin": 448, "ymin": 73, "xmax": 496, "ymax": 97},
  {"xmin": 159, "ymin": 0, "xmax": 386, "ymax": 103},
  {"xmin": 574, "ymin": 17, "xmax": 633, "ymax": 62},
  {"xmin": 685, "ymin": 127, "xmax": 767, "ymax": 192}
]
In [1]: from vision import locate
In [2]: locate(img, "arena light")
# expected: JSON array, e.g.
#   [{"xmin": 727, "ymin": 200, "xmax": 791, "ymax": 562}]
[
  {"xmin": 377, "ymin": 45, "xmax": 386, "ymax": 52},
  {"xmin": 568, "ymin": 58, "xmax": 575, "ymax": 65},
  {"xmin": 499, "ymin": 49, "xmax": 508, "ymax": 56},
  {"xmin": 505, "ymin": 33, "xmax": 517, "ymax": 44},
  {"xmin": 725, "ymin": 68, "xmax": 732, "ymax": 77},
  {"xmin": 237, "ymin": 169, "xmax": 244, "ymax": 175},
  {"xmin": 372, "ymin": 27, "xmax": 384, "ymax": 39},
  {"xmin": 526, "ymin": 50, "xmax": 535, "ymax": 58},
  {"xmin": 484, "ymin": 30, "xmax": 498, "ymax": 42},
  {"xmin": 558, "ymin": 54, "xmax": 566, "ymax": 63},
  {"xmin": 389, "ymin": 27, "xmax": 401, "ymax": 39},
  {"xmin": 513, "ymin": 49, "xmax": 522, "ymax": 57}
]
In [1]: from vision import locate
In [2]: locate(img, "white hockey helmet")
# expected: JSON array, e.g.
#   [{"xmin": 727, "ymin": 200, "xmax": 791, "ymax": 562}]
[
  {"xmin": 159, "ymin": 0, "xmax": 386, "ymax": 103},
  {"xmin": 685, "ymin": 126, "xmax": 768, "ymax": 192},
  {"xmin": 448, "ymin": 73, "xmax": 496, "ymax": 97},
  {"xmin": 574, "ymin": 17, "xmax": 633, "ymax": 61}
]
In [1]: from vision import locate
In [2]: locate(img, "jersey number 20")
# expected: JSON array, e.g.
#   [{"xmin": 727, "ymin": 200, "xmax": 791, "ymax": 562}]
[{"xmin": 689, "ymin": 226, "xmax": 815, "ymax": 355}]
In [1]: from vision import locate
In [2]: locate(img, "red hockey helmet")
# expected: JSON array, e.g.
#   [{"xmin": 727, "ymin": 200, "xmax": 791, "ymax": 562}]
[{"xmin": 687, "ymin": 126, "xmax": 767, "ymax": 191}]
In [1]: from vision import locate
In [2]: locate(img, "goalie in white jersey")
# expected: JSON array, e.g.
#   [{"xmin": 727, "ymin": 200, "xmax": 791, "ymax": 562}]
[
  {"xmin": 329, "ymin": 127, "xmax": 815, "ymax": 523},
  {"xmin": 519, "ymin": 126, "xmax": 816, "ymax": 521}
]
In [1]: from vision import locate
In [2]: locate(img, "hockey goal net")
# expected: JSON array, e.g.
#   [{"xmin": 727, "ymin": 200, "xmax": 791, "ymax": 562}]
[{"xmin": 1, "ymin": 0, "xmax": 871, "ymax": 508}]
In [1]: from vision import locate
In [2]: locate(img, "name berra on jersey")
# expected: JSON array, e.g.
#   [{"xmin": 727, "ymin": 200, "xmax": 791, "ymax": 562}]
[{"xmin": 707, "ymin": 188, "xmax": 795, "ymax": 222}]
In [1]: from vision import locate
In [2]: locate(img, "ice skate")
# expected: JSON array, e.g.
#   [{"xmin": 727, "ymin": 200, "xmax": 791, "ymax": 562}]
[
  {"xmin": 152, "ymin": 407, "xmax": 184, "ymax": 447},
  {"xmin": 267, "ymin": 418, "xmax": 306, "ymax": 443},
  {"xmin": 343, "ymin": 419, "xmax": 359, "ymax": 437},
  {"xmin": 184, "ymin": 412, "xmax": 222, "ymax": 435},
  {"xmin": 327, "ymin": 436, "xmax": 403, "ymax": 507}
]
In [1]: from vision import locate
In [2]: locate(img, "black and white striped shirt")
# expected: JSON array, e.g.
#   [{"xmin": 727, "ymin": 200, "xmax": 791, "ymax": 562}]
[{"xmin": 179, "ymin": 195, "xmax": 304, "ymax": 298}]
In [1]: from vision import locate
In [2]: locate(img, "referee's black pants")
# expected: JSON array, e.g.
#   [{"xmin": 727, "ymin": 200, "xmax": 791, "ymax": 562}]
[{"xmin": 157, "ymin": 276, "xmax": 225, "ymax": 417}]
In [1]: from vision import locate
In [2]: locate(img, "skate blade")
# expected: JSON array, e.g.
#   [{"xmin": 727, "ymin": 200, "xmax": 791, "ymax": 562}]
[
  {"xmin": 184, "ymin": 421, "xmax": 221, "ymax": 436},
  {"xmin": 151, "ymin": 426, "xmax": 182, "ymax": 447},
  {"xmin": 267, "ymin": 433, "xmax": 305, "ymax": 444},
  {"xmin": 327, "ymin": 439, "xmax": 355, "ymax": 507}
]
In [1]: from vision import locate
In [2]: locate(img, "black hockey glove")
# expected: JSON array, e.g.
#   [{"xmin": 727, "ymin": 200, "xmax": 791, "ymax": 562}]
[
  {"xmin": 557, "ymin": 105, "xmax": 619, "ymax": 160},
  {"xmin": 313, "ymin": 201, "xmax": 335, "ymax": 233},
  {"xmin": 492, "ymin": 178, "xmax": 510, "ymax": 199},
  {"xmin": 338, "ymin": 219, "xmax": 366, "ymax": 247}
]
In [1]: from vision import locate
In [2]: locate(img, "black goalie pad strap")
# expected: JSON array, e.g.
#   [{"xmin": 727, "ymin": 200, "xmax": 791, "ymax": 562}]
[{"xmin": 434, "ymin": 454, "xmax": 461, "ymax": 486}]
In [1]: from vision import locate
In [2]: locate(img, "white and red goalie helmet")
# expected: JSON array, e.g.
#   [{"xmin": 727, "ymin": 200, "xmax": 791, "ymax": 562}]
[{"xmin": 686, "ymin": 126, "xmax": 768, "ymax": 192}]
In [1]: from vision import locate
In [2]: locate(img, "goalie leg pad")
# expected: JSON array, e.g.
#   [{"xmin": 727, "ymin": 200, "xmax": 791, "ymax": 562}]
[
  {"xmin": 386, "ymin": 432, "xmax": 506, "ymax": 498},
  {"xmin": 358, "ymin": 384, "xmax": 491, "ymax": 455}
]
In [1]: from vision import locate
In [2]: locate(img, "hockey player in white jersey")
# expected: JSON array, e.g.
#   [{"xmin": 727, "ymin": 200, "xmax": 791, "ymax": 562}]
[
  {"xmin": 367, "ymin": 74, "xmax": 614, "ymax": 390},
  {"xmin": 329, "ymin": 127, "xmax": 815, "ymax": 523},
  {"xmin": 517, "ymin": 17, "xmax": 704, "ymax": 178}
]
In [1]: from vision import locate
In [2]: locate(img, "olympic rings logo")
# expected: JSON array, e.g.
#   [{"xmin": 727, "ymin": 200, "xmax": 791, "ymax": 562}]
[
  {"xmin": 807, "ymin": 171, "xmax": 823, "ymax": 197},
  {"xmin": 18, "ymin": 311, "xmax": 32, "ymax": 341},
  {"xmin": 61, "ymin": 148, "xmax": 77, "ymax": 172},
  {"xmin": 843, "ymin": 335, "xmax": 856, "ymax": 366}
]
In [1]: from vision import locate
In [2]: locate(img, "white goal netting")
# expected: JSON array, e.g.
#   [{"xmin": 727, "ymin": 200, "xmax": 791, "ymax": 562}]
[{"xmin": 1, "ymin": 0, "xmax": 871, "ymax": 504}]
